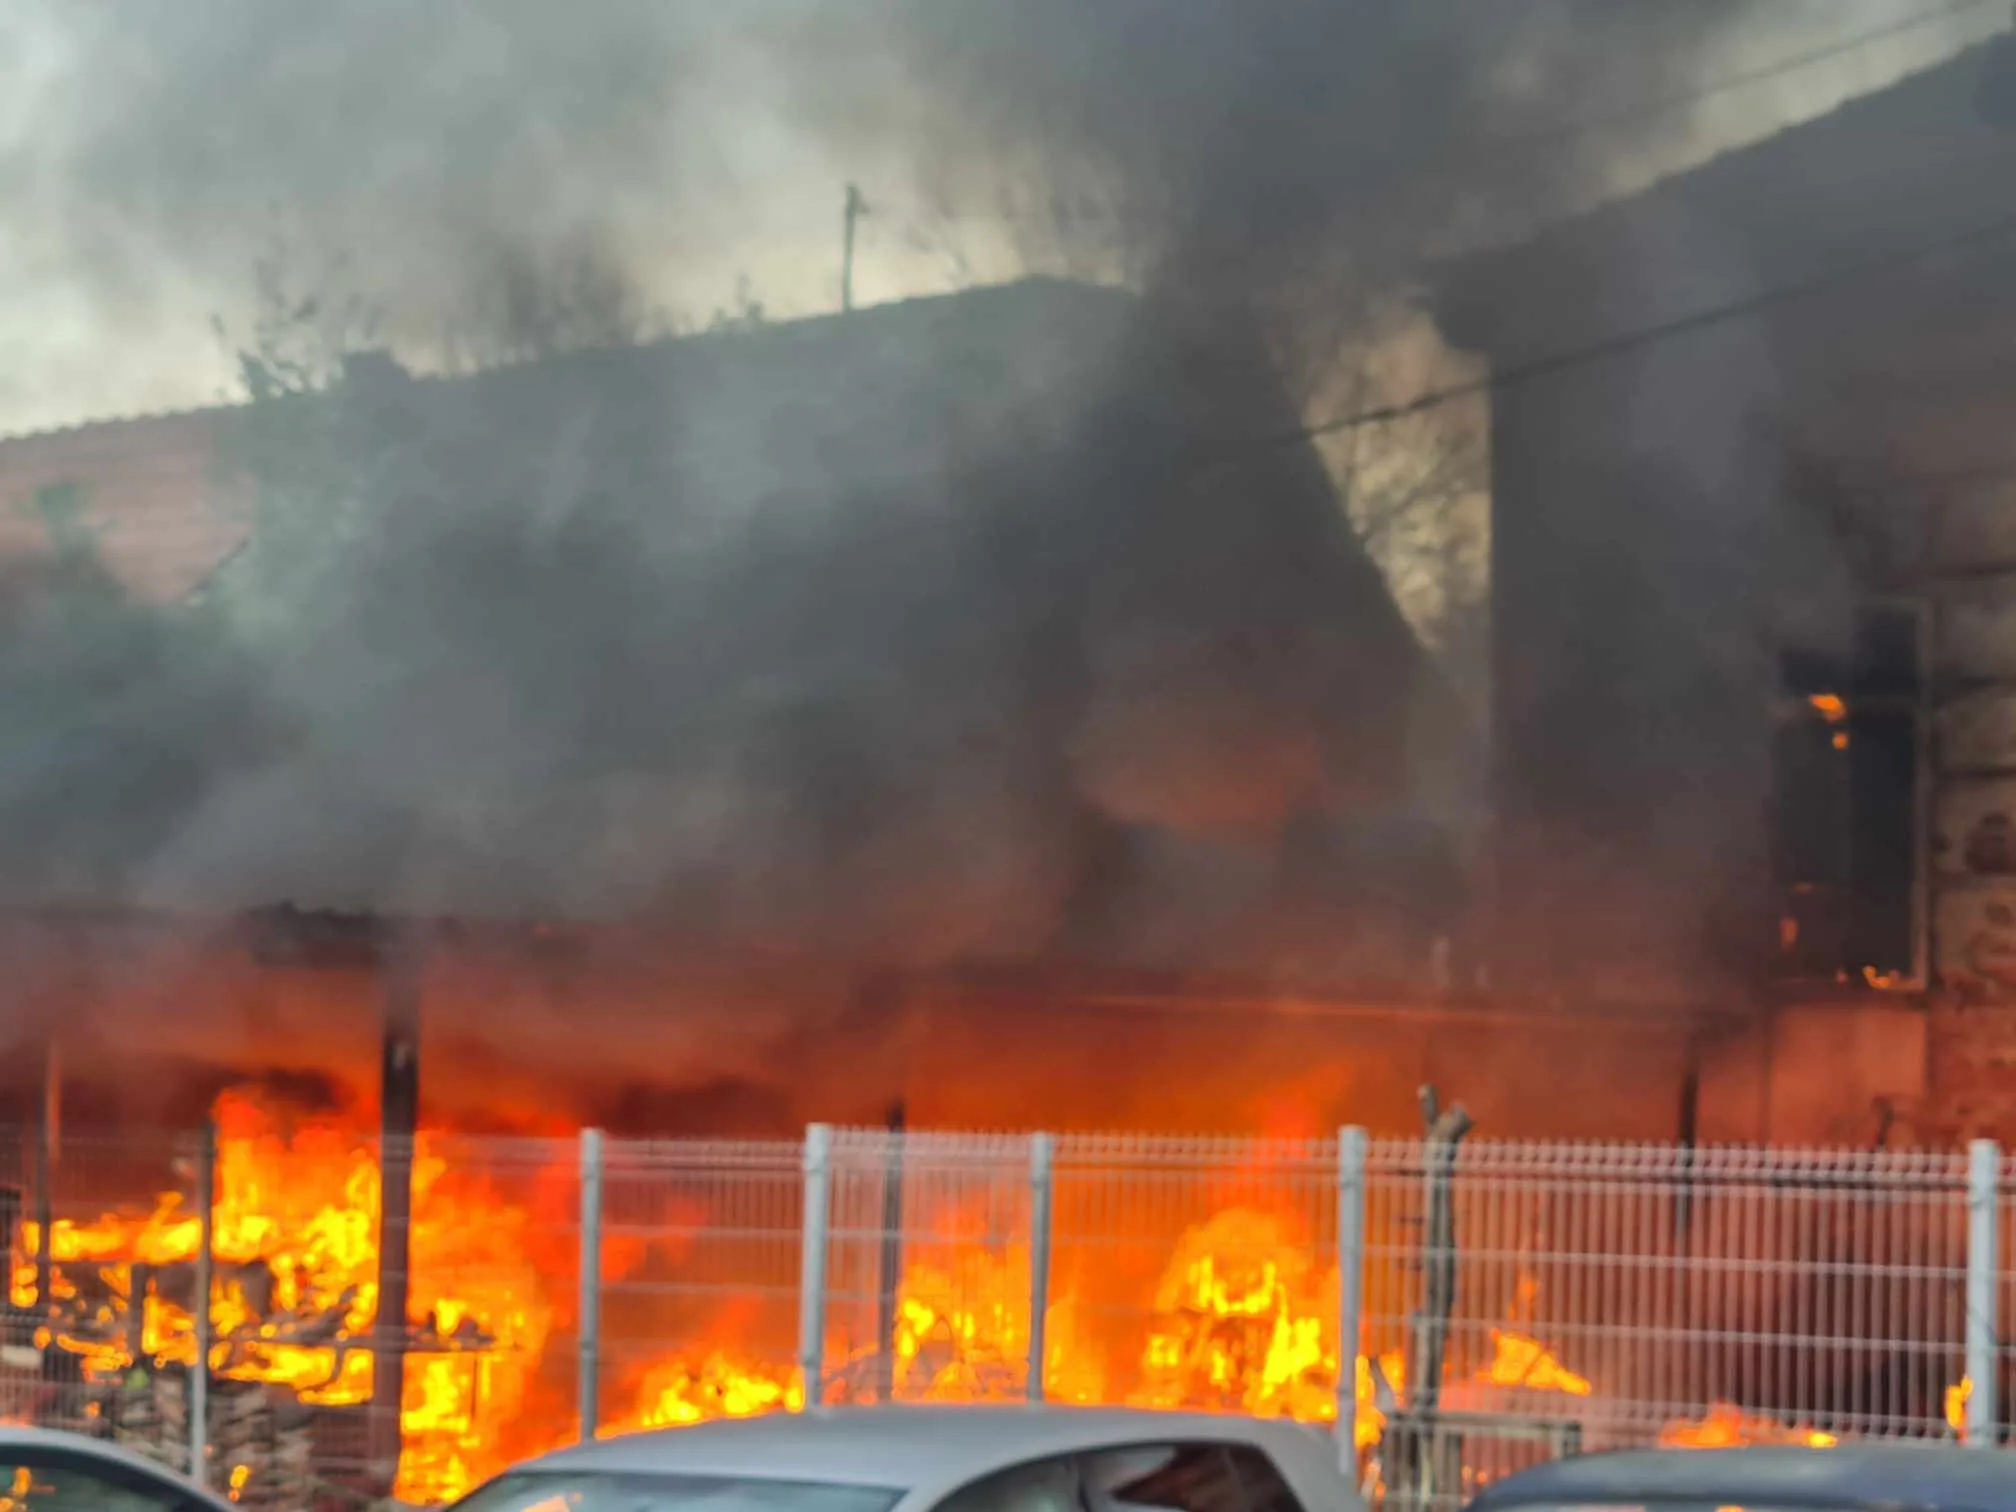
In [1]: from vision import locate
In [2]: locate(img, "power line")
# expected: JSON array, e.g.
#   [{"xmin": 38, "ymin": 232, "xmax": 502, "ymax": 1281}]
[
  {"xmin": 1504, "ymin": 0, "xmax": 2004, "ymax": 154},
  {"xmin": 884, "ymin": 0, "xmax": 2004, "ymax": 231},
  {"xmin": 1265, "ymin": 195, "xmax": 2016, "ymax": 445}
]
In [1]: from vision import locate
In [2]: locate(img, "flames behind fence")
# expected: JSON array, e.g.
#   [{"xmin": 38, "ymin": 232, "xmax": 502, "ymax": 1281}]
[{"xmin": 0, "ymin": 1096, "xmax": 1987, "ymax": 1508}]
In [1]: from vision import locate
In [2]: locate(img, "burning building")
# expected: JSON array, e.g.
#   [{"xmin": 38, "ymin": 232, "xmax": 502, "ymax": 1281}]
[
  {"xmin": 0, "ymin": 276, "xmax": 1479, "ymax": 1108},
  {"xmin": 0, "ymin": 278, "xmax": 1495, "ymax": 1497},
  {"xmin": 1429, "ymin": 32, "xmax": 2016, "ymax": 1146},
  {"xmin": 0, "ymin": 214, "xmax": 1987, "ymax": 1493}
]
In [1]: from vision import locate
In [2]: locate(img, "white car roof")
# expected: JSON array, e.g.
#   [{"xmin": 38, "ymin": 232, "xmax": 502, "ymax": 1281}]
[{"xmin": 529, "ymin": 1406, "xmax": 1343, "ymax": 1496}]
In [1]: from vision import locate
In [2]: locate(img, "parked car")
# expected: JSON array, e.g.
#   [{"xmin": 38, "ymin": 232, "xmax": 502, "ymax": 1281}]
[
  {"xmin": 447, "ymin": 1405, "xmax": 1370, "ymax": 1512},
  {"xmin": 0, "ymin": 1424, "xmax": 234, "ymax": 1512},
  {"xmin": 1465, "ymin": 1443, "xmax": 2016, "ymax": 1512}
]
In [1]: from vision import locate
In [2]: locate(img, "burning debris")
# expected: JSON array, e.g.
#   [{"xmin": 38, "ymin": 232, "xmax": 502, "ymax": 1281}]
[
  {"xmin": 4, "ymin": 1089, "xmax": 565, "ymax": 1505},
  {"xmin": 0, "ymin": 1086, "xmax": 1971, "ymax": 1506}
]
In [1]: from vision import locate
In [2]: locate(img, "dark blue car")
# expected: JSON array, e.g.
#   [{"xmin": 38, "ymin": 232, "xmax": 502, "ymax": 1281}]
[{"xmin": 1467, "ymin": 1445, "xmax": 2016, "ymax": 1512}]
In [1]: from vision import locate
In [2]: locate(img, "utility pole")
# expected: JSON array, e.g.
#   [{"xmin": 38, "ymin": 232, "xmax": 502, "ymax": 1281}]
[{"xmin": 842, "ymin": 183, "xmax": 868, "ymax": 313}]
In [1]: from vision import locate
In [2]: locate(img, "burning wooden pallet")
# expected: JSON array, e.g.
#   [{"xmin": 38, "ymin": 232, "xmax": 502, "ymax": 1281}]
[{"xmin": 7, "ymin": 1249, "xmax": 499, "ymax": 1512}]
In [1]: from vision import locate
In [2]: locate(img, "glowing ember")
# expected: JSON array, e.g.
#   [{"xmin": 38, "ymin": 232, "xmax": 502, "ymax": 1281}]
[{"xmin": 1659, "ymin": 1401, "xmax": 1837, "ymax": 1449}]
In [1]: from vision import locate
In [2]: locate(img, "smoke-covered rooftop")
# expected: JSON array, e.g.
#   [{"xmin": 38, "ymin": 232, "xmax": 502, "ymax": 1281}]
[{"xmin": 0, "ymin": 280, "xmax": 1460, "ymax": 980}]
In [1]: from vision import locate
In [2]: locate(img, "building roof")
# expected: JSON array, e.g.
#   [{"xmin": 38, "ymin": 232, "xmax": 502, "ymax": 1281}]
[
  {"xmin": 1469, "ymin": 1443, "xmax": 2014, "ymax": 1512},
  {"xmin": 524, "ymin": 1406, "xmax": 1347, "ymax": 1502},
  {"xmin": 0, "ymin": 280, "xmax": 1442, "ymax": 946},
  {"xmin": 1433, "ymin": 38, "xmax": 2016, "ymax": 362}
]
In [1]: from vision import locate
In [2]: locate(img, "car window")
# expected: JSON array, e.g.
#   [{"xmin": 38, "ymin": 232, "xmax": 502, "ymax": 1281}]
[
  {"xmin": 0, "ymin": 1454, "xmax": 200, "ymax": 1512},
  {"xmin": 935, "ymin": 1441, "xmax": 1311, "ymax": 1512},
  {"xmin": 1094, "ymin": 1443, "xmax": 1247, "ymax": 1512},
  {"xmin": 1218, "ymin": 1447, "xmax": 1309, "ymax": 1512},
  {"xmin": 934, "ymin": 1454, "xmax": 1085, "ymax": 1512}
]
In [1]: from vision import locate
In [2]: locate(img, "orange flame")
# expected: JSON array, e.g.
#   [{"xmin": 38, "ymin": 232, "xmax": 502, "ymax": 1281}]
[
  {"xmin": 9, "ymin": 1091, "xmax": 572, "ymax": 1504},
  {"xmin": 1946, "ymin": 1376, "xmax": 1970, "ymax": 1435},
  {"xmin": 16, "ymin": 1096, "xmax": 1909, "ymax": 1502},
  {"xmin": 1477, "ymin": 1329, "xmax": 1590, "ymax": 1396},
  {"xmin": 1660, "ymin": 1401, "xmax": 1837, "ymax": 1449}
]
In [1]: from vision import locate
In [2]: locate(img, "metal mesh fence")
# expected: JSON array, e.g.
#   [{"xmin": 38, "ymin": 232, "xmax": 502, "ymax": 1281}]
[
  {"xmin": 594, "ymin": 1138, "xmax": 803, "ymax": 1434},
  {"xmin": 1048, "ymin": 1133, "xmax": 1338, "ymax": 1417},
  {"xmin": 1359, "ymin": 1139, "xmax": 1968, "ymax": 1512},
  {"xmin": 0, "ymin": 1127, "xmax": 206, "ymax": 1477},
  {"xmin": 823, "ymin": 1129, "xmax": 1034, "ymax": 1406},
  {"xmin": 0, "ymin": 1121, "xmax": 2001, "ymax": 1509},
  {"xmin": 386, "ymin": 1133, "xmax": 582, "ymax": 1508}
]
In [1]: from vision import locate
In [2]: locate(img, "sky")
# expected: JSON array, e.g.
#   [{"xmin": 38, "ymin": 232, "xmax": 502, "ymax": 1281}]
[{"xmin": 1, "ymin": 1, "xmax": 2006, "ymax": 441}]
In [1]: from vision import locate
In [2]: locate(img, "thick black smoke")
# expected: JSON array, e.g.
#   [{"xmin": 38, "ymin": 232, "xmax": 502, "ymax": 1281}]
[
  {"xmin": 0, "ymin": 2, "xmax": 1854, "ymax": 1020},
  {"xmin": 788, "ymin": 1, "xmax": 1769, "ymax": 397}
]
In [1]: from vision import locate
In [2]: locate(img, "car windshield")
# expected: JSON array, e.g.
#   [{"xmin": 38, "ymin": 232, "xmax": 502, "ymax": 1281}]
[{"xmin": 449, "ymin": 1471, "xmax": 908, "ymax": 1512}]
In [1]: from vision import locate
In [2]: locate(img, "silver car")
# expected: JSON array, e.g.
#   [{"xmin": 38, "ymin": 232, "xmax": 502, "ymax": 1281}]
[
  {"xmin": 449, "ymin": 1405, "xmax": 1369, "ymax": 1512},
  {"xmin": 0, "ymin": 1425, "xmax": 234, "ymax": 1512}
]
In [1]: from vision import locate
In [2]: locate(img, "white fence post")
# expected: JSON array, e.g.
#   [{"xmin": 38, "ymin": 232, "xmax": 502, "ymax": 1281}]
[
  {"xmin": 798, "ymin": 1124, "xmax": 835, "ymax": 1408},
  {"xmin": 1026, "ymin": 1133, "xmax": 1056, "ymax": 1403},
  {"xmin": 189, "ymin": 1121, "xmax": 216, "ymax": 1489},
  {"xmin": 578, "ymin": 1129, "xmax": 605, "ymax": 1442},
  {"xmin": 1966, "ymin": 1137, "xmax": 2000, "ymax": 1446},
  {"xmin": 1335, "ymin": 1126, "xmax": 1369, "ymax": 1473}
]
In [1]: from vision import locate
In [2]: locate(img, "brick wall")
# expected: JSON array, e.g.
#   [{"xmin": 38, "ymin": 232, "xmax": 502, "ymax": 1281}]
[
  {"xmin": 0, "ymin": 409, "xmax": 248, "ymax": 603},
  {"xmin": 1919, "ymin": 994, "xmax": 2016, "ymax": 1144}
]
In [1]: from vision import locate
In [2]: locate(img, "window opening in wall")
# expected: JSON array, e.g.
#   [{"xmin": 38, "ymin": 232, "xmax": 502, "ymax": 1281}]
[{"xmin": 1771, "ymin": 601, "xmax": 1924, "ymax": 986}]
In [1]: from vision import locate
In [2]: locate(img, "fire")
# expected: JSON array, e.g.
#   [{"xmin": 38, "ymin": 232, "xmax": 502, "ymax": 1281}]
[
  {"xmin": 1659, "ymin": 1402, "xmax": 1837, "ymax": 1449},
  {"xmin": 9, "ymin": 1090, "xmax": 573, "ymax": 1505},
  {"xmin": 13, "ymin": 1103, "xmax": 1940, "ymax": 1506},
  {"xmin": 1135, "ymin": 1209, "xmax": 1334, "ymax": 1420},
  {"xmin": 623, "ymin": 1353, "xmax": 804, "ymax": 1429},
  {"xmin": 1476, "ymin": 1329, "xmax": 1590, "ymax": 1397},
  {"xmin": 0, "ymin": 1108, "xmax": 1616, "ymax": 1503},
  {"xmin": 1946, "ymin": 1376, "xmax": 1970, "ymax": 1435}
]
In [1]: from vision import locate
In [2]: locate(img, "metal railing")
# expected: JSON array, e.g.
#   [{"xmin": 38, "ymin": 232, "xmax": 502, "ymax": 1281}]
[{"xmin": 0, "ymin": 1123, "xmax": 2001, "ymax": 1508}]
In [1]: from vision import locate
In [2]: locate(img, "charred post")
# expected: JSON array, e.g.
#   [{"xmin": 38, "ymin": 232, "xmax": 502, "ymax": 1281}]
[
  {"xmin": 32, "ymin": 1041, "xmax": 54, "ymax": 1320},
  {"xmin": 874, "ymin": 1098, "xmax": 907, "ymax": 1402},
  {"xmin": 370, "ymin": 929, "xmax": 425, "ymax": 1495},
  {"xmin": 1397, "ymin": 1085, "xmax": 1474, "ymax": 1512}
]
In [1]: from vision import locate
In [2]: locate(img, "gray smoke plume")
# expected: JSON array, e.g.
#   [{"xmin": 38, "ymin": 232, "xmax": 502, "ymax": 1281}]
[
  {"xmin": 0, "ymin": 3, "xmax": 1905, "ymax": 1121},
  {"xmin": 791, "ymin": 1, "xmax": 1772, "ymax": 398},
  {"xmin": 5, "ymin": 1, "xmax": 1782, "ymax": 416}
]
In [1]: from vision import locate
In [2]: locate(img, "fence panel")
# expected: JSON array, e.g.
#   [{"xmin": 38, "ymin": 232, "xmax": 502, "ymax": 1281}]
[
  {"xmin": 0, "ymin": 1118, "xmax": 1991, "ymax": 1510},
  {"xmin": 1986, "ymin": 1144, "xmax": 2016, "ymax": 1444},
  {"xmin": 1361, "ymin": 1138, "xmax": 1967, "ymax": 1512},
  {"xmin": 385, "ymin": 1133, "xmax": 582, "ymax": 1507},
  {"xmin": 0, "ymin": 1126, "xmax": 205, "ymax": 1473},
  {"xmin": 823, "ymin": 1129, "xmax": 1033, "ymax": 1405},
  {"xmin": 1047, "ymin": 1133, "xmax": 1339, "ymax": 1417},
  {"xmin": 595, "ymin": 1138, "xmax": 804, "ymax": 1434}
]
